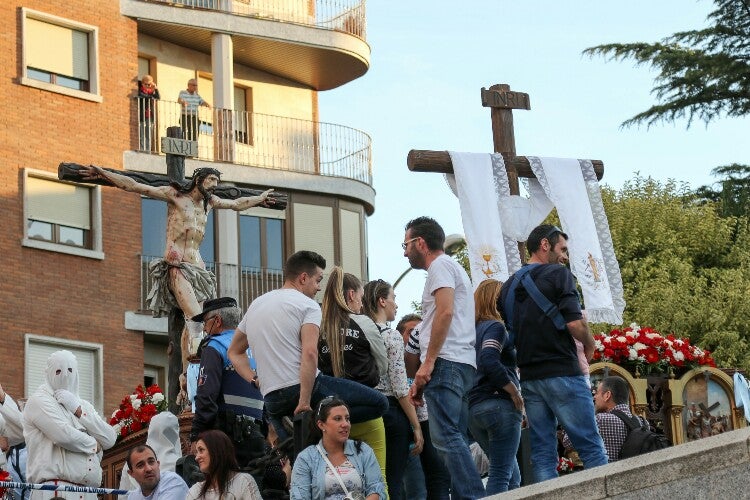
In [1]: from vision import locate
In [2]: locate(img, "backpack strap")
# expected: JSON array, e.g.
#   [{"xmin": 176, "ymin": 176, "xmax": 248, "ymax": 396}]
[
  {"xmin": 504, "ymin": 264, "xmax": 567, "ymax": 343},
  {"xmin": 611, "ymin": 409, "xmax": 646, "ymax": 431}
]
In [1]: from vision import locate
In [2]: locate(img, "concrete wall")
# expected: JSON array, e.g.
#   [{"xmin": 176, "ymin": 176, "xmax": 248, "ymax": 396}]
[{"xmin": 494, "ymin": 427, "xmax": 750, "ymax": 499}]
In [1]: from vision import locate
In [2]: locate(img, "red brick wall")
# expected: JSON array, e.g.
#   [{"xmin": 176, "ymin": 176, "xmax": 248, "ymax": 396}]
[{"xmin": 0, "ymin": 2, "xmax": 144, "ymax": 414}]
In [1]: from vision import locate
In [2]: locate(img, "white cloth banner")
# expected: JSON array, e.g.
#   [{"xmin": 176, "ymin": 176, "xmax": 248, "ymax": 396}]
[
  {"xmin": 527, "ymin": 157, "xmax": 625, "ymax": 324},
  {"xmin": 446, "ymin": 152, "xmax": 521, "ymax": 285}
]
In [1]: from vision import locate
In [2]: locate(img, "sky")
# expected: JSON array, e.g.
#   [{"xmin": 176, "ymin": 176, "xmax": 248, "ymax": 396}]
[{"xmin": 319, "ymin": 0, "xmax": 750, "ymax": 317}]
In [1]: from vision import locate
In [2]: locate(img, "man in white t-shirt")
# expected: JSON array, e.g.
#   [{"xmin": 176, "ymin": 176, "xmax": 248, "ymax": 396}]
[
  {"xmin": 403, "ymin": 216, "xmax": 485, "ymax": 499},
  {"xmin": 228, "ymin": 250, "xmax": 387, "ymax": 440}
]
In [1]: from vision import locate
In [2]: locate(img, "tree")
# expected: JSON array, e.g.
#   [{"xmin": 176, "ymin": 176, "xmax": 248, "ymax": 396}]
[
  {"xmin": 695, "ymin": 163, "xmax": 750, "ymax": 217},
  {"xmin": 583, "ymin": 0, "xmax": 750, "ymax": 128},
  {"xmin": 591, "ymin": 174, "xmax": 750, "ymax": 370}
]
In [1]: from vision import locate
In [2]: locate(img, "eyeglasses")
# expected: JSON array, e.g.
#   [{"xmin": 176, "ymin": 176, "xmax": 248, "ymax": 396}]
[
  {"xmin": 401, "ymin": 237, "xmax": 419, "ymax": 250},
  {"xmin": 316, "ymin": 395, "xmax": 336, "ymax": 419}
]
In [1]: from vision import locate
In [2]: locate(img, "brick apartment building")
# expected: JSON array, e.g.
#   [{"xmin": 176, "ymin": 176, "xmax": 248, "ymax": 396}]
[{"xmin": 0, "ymin": 0, "xmax": 373, "ymax": 415}]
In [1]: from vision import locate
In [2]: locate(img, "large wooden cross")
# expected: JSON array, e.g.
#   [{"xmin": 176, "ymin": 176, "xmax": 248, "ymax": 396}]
[{"xmin": 406, "ymin": 83, "xmax": 604, "ymax": 256}]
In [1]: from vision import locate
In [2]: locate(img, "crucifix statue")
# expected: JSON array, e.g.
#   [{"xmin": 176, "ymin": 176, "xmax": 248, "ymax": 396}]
[
  {"xmin": 407, "ymin": 83, "xmax": 604, "ymax": 258},
  {"xmin": 59, "ymin": 127, "xmax": 287, "ymax": 411}
]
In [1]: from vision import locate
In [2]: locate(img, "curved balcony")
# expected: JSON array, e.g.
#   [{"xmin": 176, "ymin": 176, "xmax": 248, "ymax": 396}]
[
  {"xmin": 134, "ymin": 98, "xmax": 372, "ymax": 185},
  {"xmin": 122, "ymin": 0, "xmax": 369, "ymax": 90}
]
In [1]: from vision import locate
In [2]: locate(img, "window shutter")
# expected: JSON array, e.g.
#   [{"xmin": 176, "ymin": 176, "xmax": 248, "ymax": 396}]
[
  {"xmin": 27, "ymin": 176, "xmax": 91, "ymax": 230},
  {"xmin": 293, "ymin": 203, "xmax": 334, "ymax": 293},
  {"xmin": 340, "ymin": 209, "xmax": 362, "ymax": 279},
  {"xmin": 26, "ymin": 18, "xmax": 89, "ymax": 80}
]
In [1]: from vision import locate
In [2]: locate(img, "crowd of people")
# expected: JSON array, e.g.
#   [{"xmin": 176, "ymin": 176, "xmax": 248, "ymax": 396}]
[{"xmin": 0, "ymin": 218, "xmax": 647, "ymax": 500}]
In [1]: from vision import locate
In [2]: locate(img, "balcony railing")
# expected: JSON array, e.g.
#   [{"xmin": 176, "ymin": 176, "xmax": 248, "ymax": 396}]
[
  {"xmin": 140, "ymin": 0, "xmax": 366, "ymax": 40},
  {"xmin": 136, "ymin": 98, "xmax": 372, "ymax": 185},
  {"xmin": 139, "ymin": 255, "xmax": 283, "ymax": 314}
]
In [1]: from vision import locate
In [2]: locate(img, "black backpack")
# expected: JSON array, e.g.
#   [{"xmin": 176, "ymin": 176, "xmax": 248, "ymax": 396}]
[{"xmin": 611, "ymin": 410, "xmax": 670, "ymax": 459}]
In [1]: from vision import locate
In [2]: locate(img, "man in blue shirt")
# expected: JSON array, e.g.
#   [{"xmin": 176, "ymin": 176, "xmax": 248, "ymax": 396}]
[
  {"xmin": 189, "ymin": 297, "xmax": 265, "ymax": 466},
  {"xmin": 127, "ymin": 445, "xmax": 188, "ymax": 500}
]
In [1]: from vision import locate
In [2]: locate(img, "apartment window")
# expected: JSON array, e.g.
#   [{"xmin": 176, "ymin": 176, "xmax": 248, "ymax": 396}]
[
  {"xmin": 234, "ymin": 86, "xmax": 253, "ymax": 145},
  {"xmin": 25, "ymin": 335, "xmax": 104, "ymax": 414},
  {"xmin": 238, "ymin": 208, "xmax": 285, "ymax": 309},
  {"xmin": 141, "ymin": 198, "xmax": 215, "ymax": 264},
  {"xmin": 21, "ymin": 9, "xmax": 100, "ymax": 101},
  {"xmin": 23, "ymin": 170, "xmax": 103, "ymax": 259}
]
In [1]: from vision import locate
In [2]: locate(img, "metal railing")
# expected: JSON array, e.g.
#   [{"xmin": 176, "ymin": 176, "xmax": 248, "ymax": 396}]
[
  {"xmin": 140, "ymin": 0, "xmax": 366, "ymax": 40},
  {"xmin": 139, "ymin": 255, "xmax": 283, "ymax": 314},
  {"xmin": 135, "ymin": 98, "xmax": 372, "ymax": 185},
  {"xmin": 238, "ymin": 265, "xmax": 284, "ymax": 311}
]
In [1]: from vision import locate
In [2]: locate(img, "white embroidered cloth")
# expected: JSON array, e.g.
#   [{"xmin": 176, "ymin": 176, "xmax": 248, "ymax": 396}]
[
  {"xmin": 527, "ymin": 157, "xmax": 625, "ymax": 324},
  {"xmin": 446, "ymin": 152, "xmax": 521, "ymax": 285}
]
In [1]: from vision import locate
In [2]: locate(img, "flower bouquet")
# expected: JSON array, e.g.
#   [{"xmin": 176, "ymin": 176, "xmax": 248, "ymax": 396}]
[
  {"xmin": 592, "ymin": 323, "xmax": 715, "ymax": 376},
  {"xmin": 109, "ymin": 384, "xmax": 168, "ymax": 440},
  {"xmin": 557, "ymin": 456, "xmax": 575, "ymax": 475}
]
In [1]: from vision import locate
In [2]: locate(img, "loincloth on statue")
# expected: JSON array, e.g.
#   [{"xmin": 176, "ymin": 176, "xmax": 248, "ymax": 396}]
[{"xmin": 146, "ymin": 259, "xmax": 217, "ymax": 318}]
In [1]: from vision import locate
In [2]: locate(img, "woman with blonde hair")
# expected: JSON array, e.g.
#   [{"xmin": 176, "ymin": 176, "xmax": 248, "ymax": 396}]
[
  {"xmin": 467, "ymin": 279, "xmax": 524, "ymax": 494},
  {"xmin": 362, "ymin": 278, "xmax": 424, "ymax": 499},
  {"xmin": 319, "ymin": 267, "xmax": 389, "ymax": 483}
]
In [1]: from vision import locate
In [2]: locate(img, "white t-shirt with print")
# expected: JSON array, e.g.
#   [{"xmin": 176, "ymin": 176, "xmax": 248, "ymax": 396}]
[
  {"xmin": 419, "ymin": 254, "xmax": 476, "ymax": 367},
  {"xmin": 238, "ymin": 288, "xmax": 322, "ymax": 395}
]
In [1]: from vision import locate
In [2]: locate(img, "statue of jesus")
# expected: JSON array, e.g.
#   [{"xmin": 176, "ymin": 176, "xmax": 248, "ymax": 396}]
[{"xmin": 78, "ymin": 165, "xmax": 273, "ymax": 370}]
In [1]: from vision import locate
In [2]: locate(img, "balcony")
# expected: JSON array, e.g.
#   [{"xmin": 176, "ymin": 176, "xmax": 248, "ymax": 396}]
[
  {"xmin": 136, "ymin": 98, "xmax": 372, "ymax": 186},
  {"xmin": 140, "ymin": 255, "xmax": 283, "ymax": 313},
  {"xmin": 122, "ymin": 0, "xmax": 370, "ymax": 90}
]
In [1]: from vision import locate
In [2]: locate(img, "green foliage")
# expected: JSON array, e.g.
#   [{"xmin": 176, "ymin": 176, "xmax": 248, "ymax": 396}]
[
  {"xmin": 695, "ymin": 163, "xmax": 750, "ymax": 217},
  {"xmin": 591, "ymin": 174, "xmax": 750, "ymax": 370},
  {"xmin": 583, "ymin": 0, "xmax": 750, "ymax": 128}
]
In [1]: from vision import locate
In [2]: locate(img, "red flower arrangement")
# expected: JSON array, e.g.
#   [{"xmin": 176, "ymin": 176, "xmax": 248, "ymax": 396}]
[
  {"xmin": 592, "ymin": 323, "xmax": 716, "ymax": 375},
  {"xmin": 109, "ymin": 384, "xmax": 168, "ymax": 440},
  {"xmin": 557, "ymin": 456, "xmax": 575, "ymax": 474},
  {"xmin": 0, "ymin": 470, "xmax": 11, "ymax": 497}
]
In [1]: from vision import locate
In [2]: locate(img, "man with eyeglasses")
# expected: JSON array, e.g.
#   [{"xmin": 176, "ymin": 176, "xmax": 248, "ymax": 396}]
[
  {"xmin": 498, "ymin": 224, "xmax": 607, "ymax": 483},
  {"xmin": 189, "ymin": 297, "xmax": 265, "ymax": 467},
  {"xmin": 177, "ymin": 79, "xmax": 210, "ymax": 141},
  {"xmin": 402, "ymin": 216, "xmax": 485, "ymax": 499}
]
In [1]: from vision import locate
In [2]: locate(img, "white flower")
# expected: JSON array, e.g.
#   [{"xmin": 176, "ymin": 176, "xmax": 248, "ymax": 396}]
[
  {"xmin": 617, "ymin": 336, "xmax": 627, "ymax": 343},
  {"xmin": 152, "ymin": 393, "xmax": 165, "ymax": 403},
  {"xmin": 132, "ymin": 398, "xmax": 142, "ymax": 410},
  {"xmin": 625, "ymin": 330, "xmax": 639, "ymax": 339},
  {"xmin": 628, "ymin": 348, "xmax": 639, "ymax": 360},
  {"xmin": 129, "ymin": 394, "xmax": 138, "ymax": 401},
  {"xmin": 633, "ymin": 342, "xmax": 647, "ymax": 351},
  {"xmin": 673, "ymin": 351, "xmax": 685, "ymax": 361}
]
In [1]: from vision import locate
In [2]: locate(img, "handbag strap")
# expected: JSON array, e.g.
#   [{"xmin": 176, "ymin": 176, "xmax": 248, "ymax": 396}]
[{"xmin": 317, "ymin": 443, "xmax": 352, "ymax": 497}]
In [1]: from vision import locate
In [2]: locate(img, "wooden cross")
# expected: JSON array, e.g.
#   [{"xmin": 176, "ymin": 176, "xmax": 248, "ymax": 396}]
[
  {"xmin": 58, "ymin": 127, "xmax": 285, "ymax": 412},
  {"xmin": 406, "ymin": 83, "xmax": 605, "ymax": 256}
]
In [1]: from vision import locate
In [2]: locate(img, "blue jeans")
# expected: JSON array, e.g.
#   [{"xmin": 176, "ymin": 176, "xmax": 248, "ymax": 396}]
[
  {"xmin": 423, "ymin": 358, "xmax": 485, "ymax": 500},
  {"xmin": 401, "ymin": 452, "xmax": 426, "ymax": 500},
  {"xmin": 522, "ymin": 375, "xmax": 608, "ymax": 483},
  {"xmin": 469, "ymin": 397, "xmax": 522, "ymax": 494},
  {"xmin": 264, "ymin": 373, "xmax": 388, "ymax": 440},
  {"xmin": 383, "ymin": 398, "xmax": 411, "ymax": 499}
]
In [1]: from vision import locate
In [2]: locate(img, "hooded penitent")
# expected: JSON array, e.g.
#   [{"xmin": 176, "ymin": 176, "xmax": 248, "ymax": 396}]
[{"xmin": 45, "ymin": 350, "xmax": 79, "ymax": 395}]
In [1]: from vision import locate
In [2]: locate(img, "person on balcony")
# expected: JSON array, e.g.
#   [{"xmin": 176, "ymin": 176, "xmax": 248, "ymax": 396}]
[
  {"xmin": 178, "ymin": 79, "xmax": 210, "ymax": 142},
  {"xmin": 76, "ymin": 165, "xmax": 275, "ymax": 389},
  {"xmin": 137, "ymin": 75, "xmax": 160, "ymax": 152},
  {"xmin": 189, "ymin": 297, "xmax": 266, "ymax": 468},
  {"xmin": 23, "ymin": 350, "xmax": 116, "ymax": 500}
]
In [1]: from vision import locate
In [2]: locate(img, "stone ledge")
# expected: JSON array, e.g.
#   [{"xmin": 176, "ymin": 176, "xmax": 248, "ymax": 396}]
[{"xmin": 491, "ymin": 427, "xmax": 750, "ymax": 499}]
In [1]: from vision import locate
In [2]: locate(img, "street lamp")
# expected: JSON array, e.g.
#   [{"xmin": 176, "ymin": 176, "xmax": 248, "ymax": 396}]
[{"xmin": 393, "ymin": 233, "xmax": 466, "ymax": 289}]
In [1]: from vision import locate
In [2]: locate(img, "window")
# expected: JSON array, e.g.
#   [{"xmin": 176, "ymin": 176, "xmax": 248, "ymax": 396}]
[
  {"xmin": 238, "ymin": 208, "xmax": 285, "ymax": 309},
  {"xmin": 25, "ymin": 335, "xmax": 104, "ymax": 414},
  {"xmin": 234, "ymin": 86, "xmax": 253, "ymax": 145},
  {"xmin": 23, "ymin": 170, "xmax": 103, "ymax": 259},
  {"xmin": 21, "ymin": 9, "xmax": 100, "ymax": 101}
]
